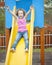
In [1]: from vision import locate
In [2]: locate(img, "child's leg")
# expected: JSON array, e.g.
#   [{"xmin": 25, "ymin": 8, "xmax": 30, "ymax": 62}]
[
  {"xmin": 23, "ymin": 31, "xmax": 29, "ymax": 49},
  {"xmin": 11, "ymin": 32, "xmax": 22, "ymax": 49}
]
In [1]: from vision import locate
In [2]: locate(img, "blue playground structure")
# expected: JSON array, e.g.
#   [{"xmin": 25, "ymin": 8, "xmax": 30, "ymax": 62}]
[{"xmin": 5, "ymin": 0, "xmax": 44, "ymax": 28}]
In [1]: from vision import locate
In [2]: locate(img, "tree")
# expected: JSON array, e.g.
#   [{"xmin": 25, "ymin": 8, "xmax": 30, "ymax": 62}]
[{"xmin": 44, "ymin": 0, "xmax": 52, "ymax": 8}]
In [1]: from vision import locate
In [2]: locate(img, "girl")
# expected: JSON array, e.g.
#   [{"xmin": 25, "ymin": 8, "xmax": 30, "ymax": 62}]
[{"xmin": 5, "ymin": 6, "xmax": 33, "ymax": 52}]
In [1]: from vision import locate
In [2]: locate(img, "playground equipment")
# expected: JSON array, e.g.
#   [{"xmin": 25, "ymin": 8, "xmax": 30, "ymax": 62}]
[
  {"xmin": 5, "ymin": 6, "xmax": 34, "ymax": 65},
  {"xmin": 5, "ymin": 0, "xmax": 44, "ymax": 65}
]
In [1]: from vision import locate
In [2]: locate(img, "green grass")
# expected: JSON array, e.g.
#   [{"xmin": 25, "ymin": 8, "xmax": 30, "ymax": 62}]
[
  {"xmin": 0, "ymin": 49, "xmax": 6, "ymax": 53},
  {"xmin": 33, "ymin": 48, "xmax": 52, "ymax": 52},
  {"xmin": 45, "ymin": 48, "xmax": 52, "ymax": 52}
]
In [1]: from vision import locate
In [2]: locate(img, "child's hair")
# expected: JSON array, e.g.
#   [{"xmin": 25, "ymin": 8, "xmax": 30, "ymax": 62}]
[{"xmin": 16, "ymin": 8, "xmax": 26, "ymax": 16}]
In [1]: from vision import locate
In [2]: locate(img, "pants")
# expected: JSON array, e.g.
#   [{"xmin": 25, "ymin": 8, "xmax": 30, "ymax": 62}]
[{"xmin": 12, "ymin": 31, "xmax": 29, "ymax": 49}]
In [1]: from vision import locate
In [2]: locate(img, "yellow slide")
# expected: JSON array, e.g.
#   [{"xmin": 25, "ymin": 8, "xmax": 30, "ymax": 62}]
[{"xmin": 5, "ymin": 6, "xmax": 34, "ymax": 65}]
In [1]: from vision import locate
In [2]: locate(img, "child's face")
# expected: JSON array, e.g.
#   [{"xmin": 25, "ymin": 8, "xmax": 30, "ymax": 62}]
[{"xmin": 18, "ymin": 10, "xmax": 24, "ymax": 19}]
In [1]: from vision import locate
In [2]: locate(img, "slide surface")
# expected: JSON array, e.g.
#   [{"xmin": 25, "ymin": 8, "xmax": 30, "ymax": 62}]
[{"xmin": 5, "ymin": 6, "xmax": 34, "ymax": 65}]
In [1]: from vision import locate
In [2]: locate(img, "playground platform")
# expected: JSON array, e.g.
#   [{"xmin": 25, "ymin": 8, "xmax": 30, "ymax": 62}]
[{"xmin": 0, "ymin": 51, "xmax": 52, "ymax": 65}]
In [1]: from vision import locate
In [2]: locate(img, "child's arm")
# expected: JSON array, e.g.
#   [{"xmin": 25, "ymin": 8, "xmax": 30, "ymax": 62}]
[
  {"xmin": 24, "ymin": 10, "xmax": 31, "ymax": 18},
  {"xmin": 24, "ymin": 6, "xmax": 33, "ymax": 18},
  {"xmin": 5, "ymin": 6, "xmax": 17, "ymax": 19}
]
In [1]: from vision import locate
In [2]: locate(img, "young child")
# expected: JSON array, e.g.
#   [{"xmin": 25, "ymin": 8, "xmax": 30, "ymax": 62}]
[{"xmin": 5, "ymin": 6, "xmax": 33, "ymax": 52}]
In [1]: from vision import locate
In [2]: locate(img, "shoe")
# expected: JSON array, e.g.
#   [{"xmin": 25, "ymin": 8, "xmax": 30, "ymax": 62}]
[
  {"xmin": 25, "ymin": 48, "xmax": 29, "ymax": 52},
  {"xmin": 10, "ymin": 48, "xmax": 16, "ymax": 52}
]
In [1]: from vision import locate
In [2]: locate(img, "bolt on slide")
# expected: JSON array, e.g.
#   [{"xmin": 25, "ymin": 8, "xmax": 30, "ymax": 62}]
[{"xmin": 5, "ymin": 6, "xmax": 34, "ymax": 65}]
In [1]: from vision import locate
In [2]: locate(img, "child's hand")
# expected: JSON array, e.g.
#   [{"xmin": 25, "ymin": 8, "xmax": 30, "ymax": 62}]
[
  {"xmin": 30, "ymin": 6, "xmax": 34, "ymax": 10},
  {"xmin": 5, "ymin": 6, "xmax": 10, "ymax": 11}
]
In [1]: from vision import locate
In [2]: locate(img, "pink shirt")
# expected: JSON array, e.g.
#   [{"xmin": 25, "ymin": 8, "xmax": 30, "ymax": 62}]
[{"xmin": 17, "ymin": 18, "xmax": 27, "ymax": 32}]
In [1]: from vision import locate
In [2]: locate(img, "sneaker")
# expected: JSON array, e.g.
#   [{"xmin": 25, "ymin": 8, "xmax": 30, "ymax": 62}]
[
  {"xmin": 10, "ymin": 48, "xmax": 16, "ymax": 52},
  {"xmin": 25, "ymin": 48, "xmax": 29, "ymax": 52}
]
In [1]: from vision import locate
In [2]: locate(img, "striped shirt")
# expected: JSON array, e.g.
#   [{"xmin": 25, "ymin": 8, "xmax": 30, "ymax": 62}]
[{"xmin": 17, "ymin": 18, "xmax": 27, "ymax": 32}]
